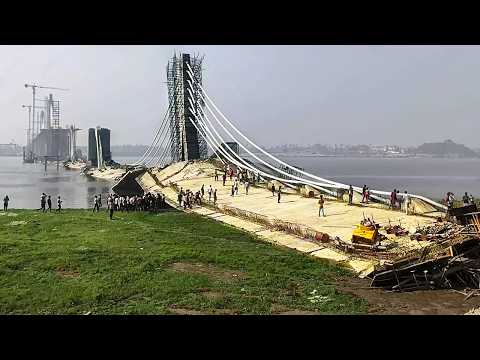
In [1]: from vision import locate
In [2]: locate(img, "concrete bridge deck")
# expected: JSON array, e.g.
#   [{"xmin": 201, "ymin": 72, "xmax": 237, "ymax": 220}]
[{"xmin": 135, "ymin": 160, "xmax": 441, "ymax": 276}]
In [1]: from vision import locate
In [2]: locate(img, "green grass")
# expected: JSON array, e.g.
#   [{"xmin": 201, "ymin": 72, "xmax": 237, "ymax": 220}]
[{"xmin": 0, "ymin": 209, "xmax": 367, "ymax": 314}]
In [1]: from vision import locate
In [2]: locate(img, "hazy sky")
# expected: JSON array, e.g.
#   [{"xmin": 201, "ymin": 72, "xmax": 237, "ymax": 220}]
[{"xmin": 1, "ymin": 45, "xmax": 479, "ymax": 148}]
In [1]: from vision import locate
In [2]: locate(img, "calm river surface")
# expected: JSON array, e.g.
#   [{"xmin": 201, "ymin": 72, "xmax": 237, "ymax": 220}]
[
  {"xmin": 1, "ymin": 155, "xmax": 479, "ymax": 208},
  {"xmin": 263, "ymin": 155, "xmax": 480, "ymax": 200}
]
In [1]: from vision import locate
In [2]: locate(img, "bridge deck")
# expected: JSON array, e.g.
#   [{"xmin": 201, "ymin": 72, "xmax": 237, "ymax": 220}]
[{"xmin": 148, "ymin": 161, "xmax": 439, "ymax": 276}]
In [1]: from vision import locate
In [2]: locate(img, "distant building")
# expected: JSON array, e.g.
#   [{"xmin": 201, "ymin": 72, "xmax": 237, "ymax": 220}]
[
  {"xmin": 32, "ymin": 128, "xmax": 71, "ymax": 160},
  {"xmin": 88, "ymin": 127, "xmax": 111, "ymax": 167},
  {"xmin": 0, "ymin": 143, "xmax": 22, "ymax": 156}
]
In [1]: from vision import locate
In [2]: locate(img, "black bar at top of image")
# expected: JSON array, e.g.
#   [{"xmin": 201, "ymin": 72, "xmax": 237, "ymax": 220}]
[
  {"xmin": 3, "ymin": 15, "xmax": 480, "ymax": 45},
  {"xmin": 3, "ymin": 29, "xmax": 480, "ymax": 45}
]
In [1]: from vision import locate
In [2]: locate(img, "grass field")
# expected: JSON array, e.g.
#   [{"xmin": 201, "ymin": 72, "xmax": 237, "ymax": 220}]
[{"xmin": 0, "ymin": 208, "xmax": 367, "ymax": 314}]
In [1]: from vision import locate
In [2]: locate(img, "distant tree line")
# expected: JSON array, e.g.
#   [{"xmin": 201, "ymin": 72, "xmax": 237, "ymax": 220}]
[
  {"xmin": 406, "ymin": 139, "xmax": 479, "ymax": 158},
  {"xmin": 239, "ymin": 140, "xmax": 479, "ymax": 158}
]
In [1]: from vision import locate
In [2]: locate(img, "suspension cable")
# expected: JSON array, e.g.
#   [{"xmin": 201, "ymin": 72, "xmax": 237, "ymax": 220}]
[
  {"xmin": 186, "ymin": 79, "xmax": 338, "ymax": 194},
  {"xmin": 186, "ymin": 65, "xmax": 446, "ymax": 209},
  {"xmin": 132, "ymin": 79, "xmax": 182, "ymax": 166}
]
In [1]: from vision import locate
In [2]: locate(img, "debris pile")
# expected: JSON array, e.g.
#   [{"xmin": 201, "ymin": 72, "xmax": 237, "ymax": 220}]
[
  {"xmin": 370, "ymin": 233, "xmax": 480, "ymax": 292},
  {"xmin": 384, "ymin": 221, "xmax": 409, "ymax": 236},
  {"xmin": 410, "ymin": 222, "xmax": 474, "ymax": 242},
  {"xmin": 465, "ymin": 306, "xmax": 480, "ymax": 315},
  {"xmin": 332, "ymin": 236, "xmax": 393, "ymax": 258}
]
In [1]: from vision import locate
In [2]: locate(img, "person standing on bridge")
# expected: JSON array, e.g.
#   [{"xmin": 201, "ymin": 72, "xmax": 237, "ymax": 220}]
[
  {"xmin": 214, "ymin": 169, "xmax": 218, "ymax": 181},
  {"xmin": 271, "ymin": 184, "xmax": 276, "ymax": 197},
  {"xmin": 348, "ymin": 185, "xmax": 353, "ymax": 205},
  {"xmin": 404, "ymin": 190, "xmax": 411, "ymax": 215},
  {"xmin": 361, "ymin": 185, "xmax": 367, "ymax": 203},
  {"xmin": 195, "ymin": 191, "xmax": 201, "ymax": 206},
  {"xmin": 446, "ymin": 192, "xmax": 455, "ymax": 212},
  {"xmin": 222, "ymin": 173, "xmax": 226, "ymax": 186},
  {"xmin": 183, "ymin": 191, "xmax": 189, "ymax": 210},
  {"xmin": 463, "ymin": 192, "xmax": 470, "ymax": 207},
  {"xmin": 390, "ymin": 189, "xmax": 397, "ymax": 210},
  {"xmin": 213, "ymin": 189, "xmax": 218, "ymax": 205},
  {"xmin": 208, "ymin": 185, "xmax": 213, "ymax": 201},
  {"xmin": 245, "ymin": 181, "xmax": 250, "ymax": 195},
  {"xmin": 201, "ymin": 184, "xmax": 205, "ymax": 198},
  {"xmin": 231, "ymin": 184, "xmax": 235, "ymax": 197},
  {"xmin": 318, "ymin": 195, "xmax": 326, "ymax": 217},
  {"xmin": 277, "ymin": 187, "xmax": 281, "ymax": 203},
  {"xmin": 178, "ymin": 192, "xmax": 183, "ymax": 207},
  {"xmin": 3, "ymin": 195, "xmax": 9, "ymax": 212},
  {"xmin": 235, "ymin": 181, "xmax": 239, "ymax": 195}
]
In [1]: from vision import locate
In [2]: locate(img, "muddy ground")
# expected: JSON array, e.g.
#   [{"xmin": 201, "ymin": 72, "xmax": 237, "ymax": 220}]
[
  {"xmin": 333, "ymin": 276, "xmax": 480, "ymax": 315},
  {"xmin": 169, "ymin": 261, "xmax": 480, "ymax": 315}
]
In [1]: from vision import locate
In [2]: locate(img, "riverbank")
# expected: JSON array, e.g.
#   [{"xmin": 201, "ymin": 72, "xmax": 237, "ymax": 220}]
[
  {"xmin": 84, "ymin": 166, "xmax": 127, "ymax": 181},
  {"xmin": 2, "ymin": 209, "xmax": 479, "ymax": 315},
  {"xmin": 0, "ymin": 209, "xmax": 366, "ymax": 315}
]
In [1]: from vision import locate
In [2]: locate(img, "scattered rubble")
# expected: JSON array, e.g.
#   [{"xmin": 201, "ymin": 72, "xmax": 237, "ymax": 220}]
[
  {"xmin": 370, "ymin": 227, "xmax": 480, "ymax": 292},
  {"xmin": 465, "ymin": 307, "xmax": 480, "ymax": 315},
  {"xmin": 384, "ymin": 221, "xmax": 409, "ymax": 236},
  {"xmin": 410, "ymin": 222, "xmax": 476, "ymax": 242}
]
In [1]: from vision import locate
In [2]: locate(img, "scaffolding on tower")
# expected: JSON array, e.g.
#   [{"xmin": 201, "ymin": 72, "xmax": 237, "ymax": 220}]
[{"xmin": 166, "ymin": 52, "xmax": 207, "ymax": 162}]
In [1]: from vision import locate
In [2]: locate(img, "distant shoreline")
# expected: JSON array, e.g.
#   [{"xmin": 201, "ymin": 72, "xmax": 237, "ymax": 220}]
[{"xmin": 242, "ymin": 153, "xmax": 480, "ymax": 159}]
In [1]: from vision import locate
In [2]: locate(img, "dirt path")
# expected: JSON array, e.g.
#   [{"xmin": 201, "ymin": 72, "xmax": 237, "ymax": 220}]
[{"xmin": 333, "ymin": 276, "xmax": 480, "ymax": 315}]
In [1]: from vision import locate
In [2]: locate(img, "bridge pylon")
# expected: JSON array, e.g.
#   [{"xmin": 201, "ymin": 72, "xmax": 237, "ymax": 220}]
[{"xmin": 167, "ymin": 52, "xmax": 207, "ymax": 162}]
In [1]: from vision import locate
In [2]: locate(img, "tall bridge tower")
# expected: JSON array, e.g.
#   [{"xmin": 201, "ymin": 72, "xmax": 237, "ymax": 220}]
[{"xmin": 167, "ymin": 53, "xmax": 207, "ymax": 162}]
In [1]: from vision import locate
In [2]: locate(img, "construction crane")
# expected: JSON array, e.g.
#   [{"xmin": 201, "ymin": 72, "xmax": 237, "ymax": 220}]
[{"xmin": 24, "ymin": 84, "xmax": 69, "ymax": 156}]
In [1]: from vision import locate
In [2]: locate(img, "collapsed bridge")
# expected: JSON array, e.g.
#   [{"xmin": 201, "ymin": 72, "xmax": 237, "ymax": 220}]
[{"xmin": 127, "ymin": 52, "xmax": 447, "ymax": 214}]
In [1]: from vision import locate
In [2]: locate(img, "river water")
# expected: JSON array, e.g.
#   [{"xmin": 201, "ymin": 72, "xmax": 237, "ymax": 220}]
[
  {"xmin": 264, "ymin": 155, "xmax": 480, "ymax": 200},
  {"xmin": 1, "ymin": 155, "xmax": 479, "ymax": 208}
]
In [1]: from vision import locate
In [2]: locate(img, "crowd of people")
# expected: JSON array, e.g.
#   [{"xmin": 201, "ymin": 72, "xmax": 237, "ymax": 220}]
[
  {"xmin": 361, "ymin": 185, "xmax": 371, "ymax": 204},
  {"xmin": 387, "ymin": 188, "xmax": 411, "ymax": 214},
  {"xmin": 462, "ymin": 192, "xmax": 476, "ymax": 207},
  {"xmin": 218, "ymin": 165, "xmax": 257, "ymax": 190},
  {"xmin": 40, "ymin": 193, "xmax": 62, "ymax": 212},
  {"xmin": 177, "ymin": 186, "xmax": 218, "ymax": 210},
  {"xmin": 445, "ymin": 191, "xmax": 476, "ymax": 210},
  {"xmin": 102, "ymin": 192, "xmax": 168, "ymax": 219},
  {"xmin": 3, "ymin": 192, "xmax": 65, "ymax": 213}
]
